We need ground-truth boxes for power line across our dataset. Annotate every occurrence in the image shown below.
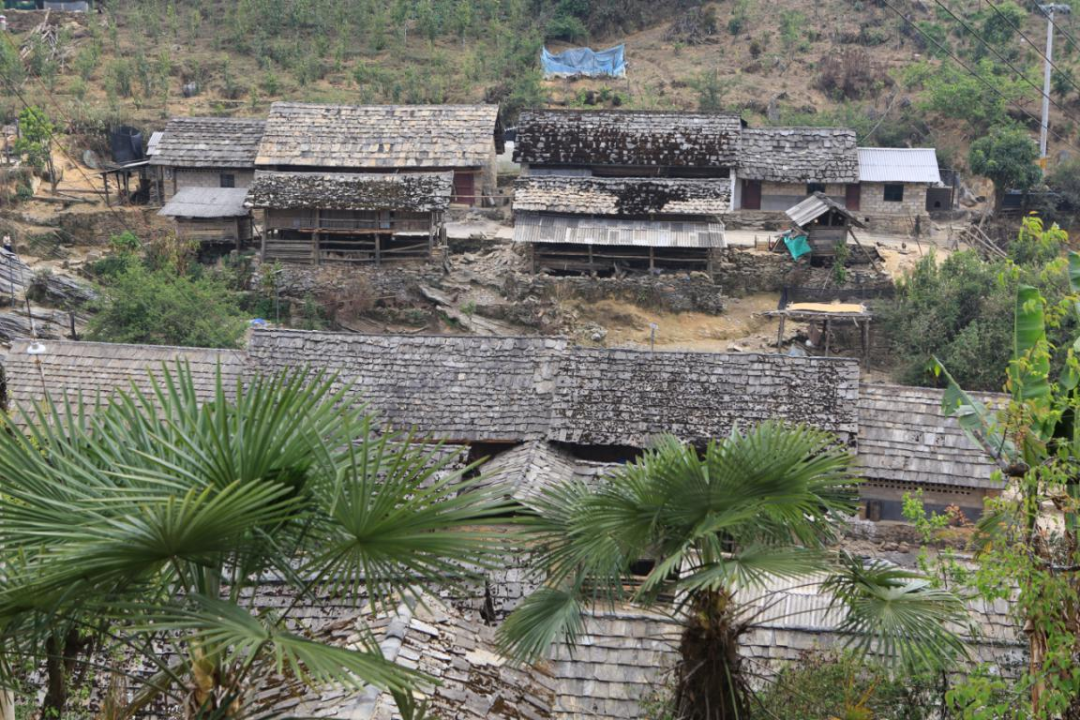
[880,0,1080,157]
[930,0,1077,122]
[981,0,1080,102]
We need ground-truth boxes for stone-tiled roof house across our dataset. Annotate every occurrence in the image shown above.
[248,103,500,265]
[735,127,859,212]
[148,117,266,201]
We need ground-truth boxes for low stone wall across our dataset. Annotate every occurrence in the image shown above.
[505,272,726,314]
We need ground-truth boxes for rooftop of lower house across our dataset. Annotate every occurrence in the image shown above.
[512,176,732,216]
[737,127,860,184]
[158,187,251,219]
[246,171,454,212]
[513,109,742,168]
[255,102,501,170]
[148,116,266,169]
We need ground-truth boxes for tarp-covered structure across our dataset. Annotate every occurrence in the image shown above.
[542,45,626,78]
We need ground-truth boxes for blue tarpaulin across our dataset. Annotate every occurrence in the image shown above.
[542,45,626,78]
[783,234,812,260]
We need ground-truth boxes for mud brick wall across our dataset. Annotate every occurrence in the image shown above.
[549,349,860,446]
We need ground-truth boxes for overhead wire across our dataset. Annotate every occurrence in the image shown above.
[1043,5,1080,57]
[980,0,1080,101]
[877,0,1080,157]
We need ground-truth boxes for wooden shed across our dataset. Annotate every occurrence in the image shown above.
[784,192,866,258]
[246,171,452,265]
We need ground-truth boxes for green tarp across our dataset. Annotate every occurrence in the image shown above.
[783,234,811,260]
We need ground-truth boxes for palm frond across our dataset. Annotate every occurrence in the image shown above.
[496,586,585,664]
[824,558,968,670]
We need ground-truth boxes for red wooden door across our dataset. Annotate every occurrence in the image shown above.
[742,179,762,210]
[845,183,861,211]
[453,171,476,206]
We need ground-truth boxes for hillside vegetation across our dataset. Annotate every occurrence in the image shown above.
[4,0,1080,173]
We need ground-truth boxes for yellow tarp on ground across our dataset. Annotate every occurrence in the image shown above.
[787,302,867,314]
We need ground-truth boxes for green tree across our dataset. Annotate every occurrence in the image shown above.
[498,424,966,720]
[969,125,1042,212]
[880,218,1075,390]
[0,365,514,719]
[87,263,248,348]
[935,247,1080,718]
[14,106,58,193]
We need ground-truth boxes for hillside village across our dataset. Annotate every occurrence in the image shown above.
[3,2,1080,720]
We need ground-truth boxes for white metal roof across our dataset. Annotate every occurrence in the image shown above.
[857,147,941,184]
[145,131,164,157]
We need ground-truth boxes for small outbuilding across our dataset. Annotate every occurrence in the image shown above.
[158,187,253,251]
[149,117,266,203]
[784,192,866,260]
[856,147,943,234]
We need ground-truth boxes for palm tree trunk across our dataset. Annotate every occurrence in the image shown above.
[41,629,87,719]
[674,589,751,720]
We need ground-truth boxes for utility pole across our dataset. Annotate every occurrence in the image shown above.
[1040,4,1071,160]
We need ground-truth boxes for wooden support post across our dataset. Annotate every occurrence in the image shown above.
[375,235,382,267]
[314,208,321,266]
[776,315,786,350]
[103,174,110,207]
[260,226,267,262]
[862,318,871,365]
[649,246,655,270]
[824,319,831,357]
[587,245,593,268]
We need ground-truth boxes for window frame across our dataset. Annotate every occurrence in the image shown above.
[806,182,826,195]
[220,173,236,189]
[883,184,905,202]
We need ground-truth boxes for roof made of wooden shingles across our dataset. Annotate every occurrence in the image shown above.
[255,103,500,169]
[513,109,742,167]
[148,117,266,169]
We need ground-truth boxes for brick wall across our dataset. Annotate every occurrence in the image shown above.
[858,181,927,216]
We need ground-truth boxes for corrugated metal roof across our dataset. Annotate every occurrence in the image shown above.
[146,131,163,157]
[158,187,251,218]
[858,147,942,183]
[785,193,865,229]
[513,212,725,248]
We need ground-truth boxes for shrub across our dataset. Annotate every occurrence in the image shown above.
[753,651,942,719]
[815,48,890,100]
[545,15,588,42]
[87,263,247,348]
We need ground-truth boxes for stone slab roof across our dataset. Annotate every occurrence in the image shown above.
[549,348,860,446]
[247,330,860,445]
[738,127,859,183]
[513,176,732,216]
[1,339,247,427]
[857,383,1004,490]
[148,117,265,169]
[514,110,741,167]
[246,171,453,212]
[513,212,726,248]
[158,187,251,218]
[247,332,564,441]
[293,597,556,720]
[256,103,500,169]
[477,441,620,503]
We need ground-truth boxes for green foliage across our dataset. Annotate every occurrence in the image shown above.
[833,241,849,285]
[692,69,731,112]
[969,125,1042,209]
[920,60,1017,131]
[752,651,942,720]
[880,219,1078,391]
[0,365,515,717]
[500,425,965,717]
[87,262,247,348]
[980,0,1026,48]
[13,106,55,172]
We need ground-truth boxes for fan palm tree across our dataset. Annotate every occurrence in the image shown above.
[0,364,516,719]
[497,423,967,720]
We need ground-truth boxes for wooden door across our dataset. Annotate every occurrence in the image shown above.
[453,171,476,206]
[845,183,861,211]
[742,179,762,210]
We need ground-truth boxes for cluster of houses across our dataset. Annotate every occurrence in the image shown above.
[144,104,947,273]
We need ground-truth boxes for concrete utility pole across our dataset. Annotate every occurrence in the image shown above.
[1040,3,1071,160]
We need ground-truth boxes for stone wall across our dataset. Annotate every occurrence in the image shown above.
[505,272,727,314]
[859,181,927,216]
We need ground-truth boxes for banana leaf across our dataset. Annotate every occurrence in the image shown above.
[1010,284,1051,407]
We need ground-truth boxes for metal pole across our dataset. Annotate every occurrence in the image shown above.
[1040,4,1071,159]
